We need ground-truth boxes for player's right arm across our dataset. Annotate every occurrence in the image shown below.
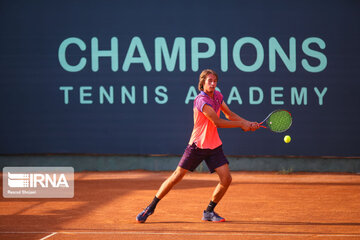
[202,104,254,131]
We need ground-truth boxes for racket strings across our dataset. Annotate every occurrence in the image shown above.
[266,111,292,132]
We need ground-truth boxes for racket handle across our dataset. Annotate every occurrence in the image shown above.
[259,125,267,128]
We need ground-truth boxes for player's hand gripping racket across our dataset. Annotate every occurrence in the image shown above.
[259,109,292,133]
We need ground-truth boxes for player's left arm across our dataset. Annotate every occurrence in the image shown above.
[220,101,246,121]
[220,101,260,131]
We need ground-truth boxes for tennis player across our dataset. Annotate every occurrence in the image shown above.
[136,69,260,223]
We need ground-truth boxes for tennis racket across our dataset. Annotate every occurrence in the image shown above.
[259,109,292,133]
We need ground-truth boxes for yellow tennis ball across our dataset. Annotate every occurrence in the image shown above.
[284,135,291,143]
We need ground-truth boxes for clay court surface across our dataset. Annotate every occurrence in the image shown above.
[1,171,360,240]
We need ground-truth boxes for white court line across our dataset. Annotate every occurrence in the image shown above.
[39,232,57,240]
[1,231,360,238]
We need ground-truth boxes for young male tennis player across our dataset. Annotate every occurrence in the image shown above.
[136,69,260,223]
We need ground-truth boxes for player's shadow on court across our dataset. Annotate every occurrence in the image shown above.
[0,173,239,240]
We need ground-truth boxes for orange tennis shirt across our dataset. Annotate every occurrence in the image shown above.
[188,91,223,149]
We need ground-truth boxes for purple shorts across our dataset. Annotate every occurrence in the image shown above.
[178,143,229,173]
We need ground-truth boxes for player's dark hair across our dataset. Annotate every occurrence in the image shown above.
[198,69,218,92]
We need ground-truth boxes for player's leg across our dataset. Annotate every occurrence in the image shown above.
[202,164,231,222]
[136,143,203,223]
[156,166,188,199]
[211,163,232,203]
[202,146,230,222]
[136,166,188,223]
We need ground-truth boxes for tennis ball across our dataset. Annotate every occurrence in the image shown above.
[284,135,291,143]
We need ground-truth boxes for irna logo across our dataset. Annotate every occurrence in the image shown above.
[3,167,74,198]
[8,172,69,188]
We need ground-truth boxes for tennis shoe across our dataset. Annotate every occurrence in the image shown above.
[136,207,154,223]
[202,210,225,222]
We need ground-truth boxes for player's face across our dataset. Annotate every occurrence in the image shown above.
[203,74,217,94]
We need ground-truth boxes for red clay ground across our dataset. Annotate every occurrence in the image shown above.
[1,171,360,240]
